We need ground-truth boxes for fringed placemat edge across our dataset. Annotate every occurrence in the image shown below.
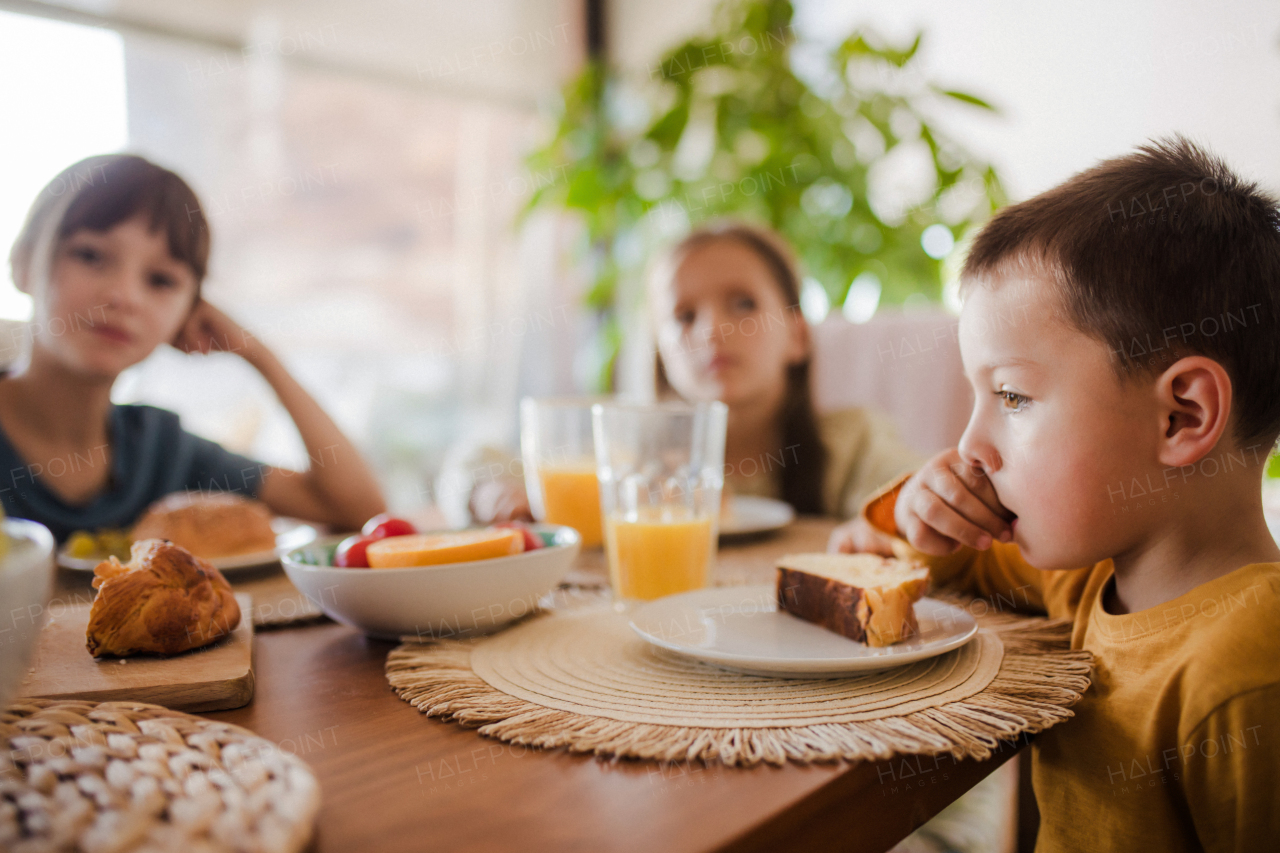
[386,615,1092,767]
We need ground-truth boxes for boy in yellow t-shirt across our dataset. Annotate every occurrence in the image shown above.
[831,137,1280,851]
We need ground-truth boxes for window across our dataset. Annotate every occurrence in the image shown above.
[0,10,126,320]
[3,7,587,513]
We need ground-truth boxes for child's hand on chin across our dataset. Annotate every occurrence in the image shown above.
[895,448,1015,556]
[827,516,897,556]
[173,300,253,358]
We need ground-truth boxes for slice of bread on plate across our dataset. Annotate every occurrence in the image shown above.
[776,553,930,647]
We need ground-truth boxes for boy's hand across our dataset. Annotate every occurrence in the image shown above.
[174,300,256,359]
[895,448,1015,555]
[827,517,896,556]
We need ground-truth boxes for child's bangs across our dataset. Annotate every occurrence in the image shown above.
[58,156,210,282]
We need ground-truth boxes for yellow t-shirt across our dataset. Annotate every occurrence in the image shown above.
[864,480,1280,852]
[728,407,920,518]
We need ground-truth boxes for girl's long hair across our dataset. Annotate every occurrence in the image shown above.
[654,222,827,514]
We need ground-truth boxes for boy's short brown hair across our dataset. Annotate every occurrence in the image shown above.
[9,154,210,288]
[962,136,1280,447]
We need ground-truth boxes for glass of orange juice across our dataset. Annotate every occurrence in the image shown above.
[520,397,606,548]
[592,401,728,603]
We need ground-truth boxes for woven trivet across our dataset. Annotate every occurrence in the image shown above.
[231,572,326,629]
[0,699,320,852]
[387,605,1092,767]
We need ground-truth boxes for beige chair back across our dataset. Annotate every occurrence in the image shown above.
[811,310,973,456]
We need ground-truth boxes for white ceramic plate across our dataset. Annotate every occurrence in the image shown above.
[629,584,978,677]
[718,495,795,538]
[56,517,317,573]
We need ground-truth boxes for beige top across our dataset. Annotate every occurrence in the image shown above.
[727,407,921,519]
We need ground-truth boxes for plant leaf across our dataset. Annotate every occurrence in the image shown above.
[937,89,997,111]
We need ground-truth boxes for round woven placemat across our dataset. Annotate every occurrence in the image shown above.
[1,699,320,853]
[472,609,1003,726]
[387,605,1092,766]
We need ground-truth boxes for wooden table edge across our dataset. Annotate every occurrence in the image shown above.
[715,739,1030,853]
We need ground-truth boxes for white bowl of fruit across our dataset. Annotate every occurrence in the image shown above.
[280,515,581,640]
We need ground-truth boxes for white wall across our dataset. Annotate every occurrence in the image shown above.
[612,0,1280,198]
[33,0,582,105]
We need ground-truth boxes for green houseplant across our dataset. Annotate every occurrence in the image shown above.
[524,0,1007,389]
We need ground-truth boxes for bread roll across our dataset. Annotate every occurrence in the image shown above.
[132,492,276,559]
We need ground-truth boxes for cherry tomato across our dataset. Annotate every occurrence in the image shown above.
[495,521,542,551]
[362,514,417,539]
[334,534,376,568]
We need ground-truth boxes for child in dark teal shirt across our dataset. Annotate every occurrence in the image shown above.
[1,154,385,540]
[0,403,265,542]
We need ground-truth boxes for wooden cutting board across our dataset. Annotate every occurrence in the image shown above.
[18,593,254,712]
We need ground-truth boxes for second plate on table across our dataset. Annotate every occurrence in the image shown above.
[718,495,795,538]
[629,584,977,677]
[57,518,318,573]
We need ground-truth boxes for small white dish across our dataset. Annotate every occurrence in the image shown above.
[280,524,581,640]
[719,495,795,538]
[629,584,977,677]
[56,517,317,573]
[0,518,56,707]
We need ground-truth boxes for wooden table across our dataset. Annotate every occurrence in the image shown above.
[204,518,1024,853]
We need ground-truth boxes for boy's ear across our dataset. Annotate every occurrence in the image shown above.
[1154,356,1232,467]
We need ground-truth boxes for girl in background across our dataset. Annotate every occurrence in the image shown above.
[0,154,385,541]
[462,220,918,528]
[650,221,917,518]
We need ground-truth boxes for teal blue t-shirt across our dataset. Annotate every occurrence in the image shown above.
[0,404,265,542]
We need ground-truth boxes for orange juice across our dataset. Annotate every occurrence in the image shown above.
[539,463,603,547]
[605,510,715,600]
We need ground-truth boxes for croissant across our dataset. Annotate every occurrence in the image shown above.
[86,539,242,657]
